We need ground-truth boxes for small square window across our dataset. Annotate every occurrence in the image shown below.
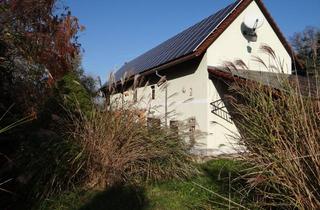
[147,117,161,128]
[170,120,179,136]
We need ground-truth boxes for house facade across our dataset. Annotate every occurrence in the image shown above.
[104,0,297,155]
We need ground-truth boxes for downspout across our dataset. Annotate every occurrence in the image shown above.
[155,71,168,127]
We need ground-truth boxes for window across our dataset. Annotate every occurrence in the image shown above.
[121,92,124,105]
[124,91,129,97]
[188,118,196,145]
[189,124,196,133]
[147,117,161,128]
[106,94,110,106]
[170,120,179,136]
[133,89,138,102]
[151,85,155,100]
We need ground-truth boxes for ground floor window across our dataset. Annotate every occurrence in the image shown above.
[170,120,179,136]
[188,117,196,145]
[147,117,161,128]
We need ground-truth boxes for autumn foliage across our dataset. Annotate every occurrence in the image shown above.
[0,2,85,207]
[0,0,83,115]
[2,0,82,77]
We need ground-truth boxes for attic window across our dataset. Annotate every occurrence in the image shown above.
[151,85,155,100]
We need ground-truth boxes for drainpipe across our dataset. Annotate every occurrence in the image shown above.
[155,71,168,127]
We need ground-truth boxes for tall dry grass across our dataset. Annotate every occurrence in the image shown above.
[228,46,320,209]
[13,71,197,206]
[70,104,197,189]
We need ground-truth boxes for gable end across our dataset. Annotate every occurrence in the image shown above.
[196,0,302,69]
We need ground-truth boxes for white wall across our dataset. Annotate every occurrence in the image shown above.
[111,56,210,152]
[207,1,292,73]
[205,0,292,153]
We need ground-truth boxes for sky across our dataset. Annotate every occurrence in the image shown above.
[64,0,320,84]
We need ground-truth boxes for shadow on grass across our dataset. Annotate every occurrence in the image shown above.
[78,185,148,210]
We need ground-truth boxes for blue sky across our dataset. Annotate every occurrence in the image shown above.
[65,0,320,84]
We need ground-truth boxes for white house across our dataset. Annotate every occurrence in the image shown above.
[103,0,300,155]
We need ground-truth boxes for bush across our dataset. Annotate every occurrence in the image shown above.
[15,73,195,207]
[229,47,320,209]
[13,73,93,203]
[55,73,93,115]
[39,72,92,128]
[17,130,86,201]
[70,105,197,189]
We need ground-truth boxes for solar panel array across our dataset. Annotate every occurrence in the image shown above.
[114,1,240,81]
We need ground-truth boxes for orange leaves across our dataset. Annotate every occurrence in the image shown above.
[3,0,82,80]
[0,0,84,114]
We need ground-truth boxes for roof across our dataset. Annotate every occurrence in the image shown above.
[208,66,319,99]
[113,0,240,81]
[105,0,299,88]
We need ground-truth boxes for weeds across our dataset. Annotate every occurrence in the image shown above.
[228,45,320,209]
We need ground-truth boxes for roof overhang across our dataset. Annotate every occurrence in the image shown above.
[101,52,200,93]
[208,66,318,99]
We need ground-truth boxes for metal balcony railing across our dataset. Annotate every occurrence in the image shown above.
[210,99,233,124]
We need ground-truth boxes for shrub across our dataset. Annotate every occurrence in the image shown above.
[17,130,86,201]
[55,73,92,115]
[16,72,196,206]
[39,72,92,128]
[13,73,93,203]
[229,46,320,209]
[70,105,197,188]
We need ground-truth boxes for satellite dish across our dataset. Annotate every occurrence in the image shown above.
[242,13,264,42]
[244,13,264,29]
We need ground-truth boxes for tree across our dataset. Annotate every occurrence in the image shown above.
[71,54,99,97]
[291,27,320,76]
[0,0,83,118]
[56,72,92,115]
[0,2,86,207]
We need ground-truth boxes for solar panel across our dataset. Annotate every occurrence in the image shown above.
[113,0,241,82]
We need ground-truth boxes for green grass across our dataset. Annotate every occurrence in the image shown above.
[145,177,213,210]
[37,159,248,210]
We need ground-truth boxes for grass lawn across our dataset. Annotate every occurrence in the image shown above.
[38,159,249,210]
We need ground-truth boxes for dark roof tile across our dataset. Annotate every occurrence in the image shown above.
[114,1,241,81]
